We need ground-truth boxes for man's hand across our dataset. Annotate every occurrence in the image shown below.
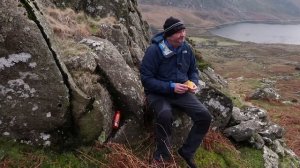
[174,83,188,94]
[188,83,198,93]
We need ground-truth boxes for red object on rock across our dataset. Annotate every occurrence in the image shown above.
[113,111,121,129]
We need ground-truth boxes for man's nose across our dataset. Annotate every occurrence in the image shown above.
[179,31,186,37]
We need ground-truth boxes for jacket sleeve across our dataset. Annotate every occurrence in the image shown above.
[140,45,172,94]
[187,48,200,85]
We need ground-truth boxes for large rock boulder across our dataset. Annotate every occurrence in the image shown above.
[0,0,69,145]
[197,86,233,130]
[80,37,144,119]
[64,53,114,143]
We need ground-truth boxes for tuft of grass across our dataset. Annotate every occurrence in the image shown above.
[239,147,264,168]
[198,130,248,168]
[57,39,90,58]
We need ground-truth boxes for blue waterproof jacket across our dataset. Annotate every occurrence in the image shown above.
[140,33,200,95]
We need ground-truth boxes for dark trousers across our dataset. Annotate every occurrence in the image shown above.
[147,92,212,160]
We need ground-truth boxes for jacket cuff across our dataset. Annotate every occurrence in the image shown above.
[169,82,175,92]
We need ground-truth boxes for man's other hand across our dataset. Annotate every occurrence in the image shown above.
[174,83,188,94]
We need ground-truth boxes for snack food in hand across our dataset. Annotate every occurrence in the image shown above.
[184,80,195,89]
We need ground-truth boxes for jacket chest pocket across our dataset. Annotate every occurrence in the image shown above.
[179,56,190,73]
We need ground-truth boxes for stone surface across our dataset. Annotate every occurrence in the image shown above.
[259,124,285,140]
[0,0,69,145]
[263,146,279,168]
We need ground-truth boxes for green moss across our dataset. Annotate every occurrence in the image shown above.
[216,148,247,168]
[221,89,245,108]
[240,147,264,168]
[194,147,227,168]
[197,60,211,71]
[186,145,247,168]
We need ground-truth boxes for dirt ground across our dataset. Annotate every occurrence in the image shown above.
[194,36,300,156]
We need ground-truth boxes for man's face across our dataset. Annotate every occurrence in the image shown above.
[168,29,186,48]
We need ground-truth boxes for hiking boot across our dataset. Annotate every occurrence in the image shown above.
[178,148,197,168]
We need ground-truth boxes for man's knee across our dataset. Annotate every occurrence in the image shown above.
[195,107,212,123]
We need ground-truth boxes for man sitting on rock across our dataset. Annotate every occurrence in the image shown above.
[140,16,212,168]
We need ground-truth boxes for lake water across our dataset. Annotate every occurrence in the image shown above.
[210,23,300,45]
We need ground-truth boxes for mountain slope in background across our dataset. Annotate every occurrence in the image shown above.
[138,0,300,33]
[139,0,300,16]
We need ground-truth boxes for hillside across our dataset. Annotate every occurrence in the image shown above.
[138,0,300,33]
[138,0,300,16]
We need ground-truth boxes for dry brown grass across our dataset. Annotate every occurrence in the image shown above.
[97,130,239,168]
[95,142,180,168]
[0,159,11,168]
[44,8,117,40]
[203,130,237,152]
[0,152,46,168]
[45,8,90,39]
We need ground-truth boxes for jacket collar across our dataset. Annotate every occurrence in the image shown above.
[151,32,184,58]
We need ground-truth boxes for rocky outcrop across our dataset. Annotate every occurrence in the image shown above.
[224,106,299,167]
[0,0,148,146]
[224,106,282,146]
[249,87,281,100]
[0,0,70,145]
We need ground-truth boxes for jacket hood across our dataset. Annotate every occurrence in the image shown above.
[151,32,164,44]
